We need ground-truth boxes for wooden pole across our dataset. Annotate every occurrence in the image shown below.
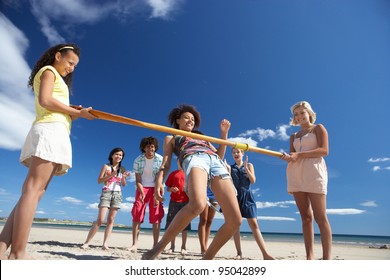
[74,106,283,158]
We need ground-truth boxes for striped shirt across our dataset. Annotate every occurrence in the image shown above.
[174,135,217,166]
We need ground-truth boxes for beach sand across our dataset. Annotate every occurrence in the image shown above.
[1,225,389,260]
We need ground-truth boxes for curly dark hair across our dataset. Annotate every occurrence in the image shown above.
[28,43,80,93]
[168,104,201,129]
[139,137,159,153]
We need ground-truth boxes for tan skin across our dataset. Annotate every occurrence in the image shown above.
[142,112,242,260]
[81,151,130,250]
[39,51,95,120]
[228,148,275,260]
[281,105,332,260]
[198,198,217,255]
[0,50,95,259]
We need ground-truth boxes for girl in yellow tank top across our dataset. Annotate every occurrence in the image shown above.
[0,44,95,259]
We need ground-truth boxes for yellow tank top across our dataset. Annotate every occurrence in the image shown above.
[33,65,72,133]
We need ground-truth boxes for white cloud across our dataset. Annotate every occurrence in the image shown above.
[58,196,84,204]
[371,165,390,172]
[26,0,183,45]
[0,0,184,151]
[360,201,378,207]
[30,2,65,45]
[326,208,366,215]
[368,157,390,163]
[147,0,183,19]
[125,196,136,203]
[251,188,260,195]
[29,0,121,44]
[228,125,290,152]
[86,202,99,210]
[277,124,291,141]
[256,201,295,209]
[236,124,291,143]
[240,128,275,141]
[372,166,381,171]
[0,13,35,151]
[120,202,134,213]
[127,173,136,183]
[368,157,390,172]
[258,216,296,221]
[227,137,258,148]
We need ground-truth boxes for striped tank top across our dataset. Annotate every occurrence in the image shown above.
[174,135,217,166]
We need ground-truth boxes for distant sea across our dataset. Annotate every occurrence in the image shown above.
[2,221,387,248]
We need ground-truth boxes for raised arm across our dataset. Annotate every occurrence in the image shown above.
[244,156,256,184]
[216,119,231,159]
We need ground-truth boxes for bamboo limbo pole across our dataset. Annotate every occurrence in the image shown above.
[73,106,283,158]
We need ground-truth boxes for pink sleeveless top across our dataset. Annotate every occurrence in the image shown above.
[286,132,328,195]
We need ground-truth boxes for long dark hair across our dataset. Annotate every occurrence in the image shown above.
[108,147,125,174]
[28,43,80,93]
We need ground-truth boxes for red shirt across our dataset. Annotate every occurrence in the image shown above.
[165,169,189,203]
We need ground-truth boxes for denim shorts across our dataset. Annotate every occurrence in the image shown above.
[181,153,231,192]
[98,190,122,209]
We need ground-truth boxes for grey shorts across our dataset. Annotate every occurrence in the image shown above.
[98,190,122,209]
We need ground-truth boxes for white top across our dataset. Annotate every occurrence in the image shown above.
[141,158,156,187]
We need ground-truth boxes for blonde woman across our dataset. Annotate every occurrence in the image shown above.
[281,101,332,260]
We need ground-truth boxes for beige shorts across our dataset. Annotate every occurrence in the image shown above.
[20,122,72,176]
[99,191,122,209]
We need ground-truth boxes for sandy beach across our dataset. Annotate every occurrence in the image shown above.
[1,225,389,260]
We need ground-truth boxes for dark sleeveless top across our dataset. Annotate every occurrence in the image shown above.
[230,163,257,218]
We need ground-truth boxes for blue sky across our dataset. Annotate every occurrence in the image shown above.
[0,0,389,237]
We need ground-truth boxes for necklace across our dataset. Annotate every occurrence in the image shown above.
[296,125,315,152]
[297,125,315,138]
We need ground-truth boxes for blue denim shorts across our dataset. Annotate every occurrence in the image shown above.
[182,153,231,192]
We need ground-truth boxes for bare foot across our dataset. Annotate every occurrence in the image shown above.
[141,249,160,260]
[80,244,89,249]
[129,245,137,252]
[264,254,275,260]
[8,252,35,259]
[102,245,109,250]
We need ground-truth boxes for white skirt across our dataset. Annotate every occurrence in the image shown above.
[20,122,72,176]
